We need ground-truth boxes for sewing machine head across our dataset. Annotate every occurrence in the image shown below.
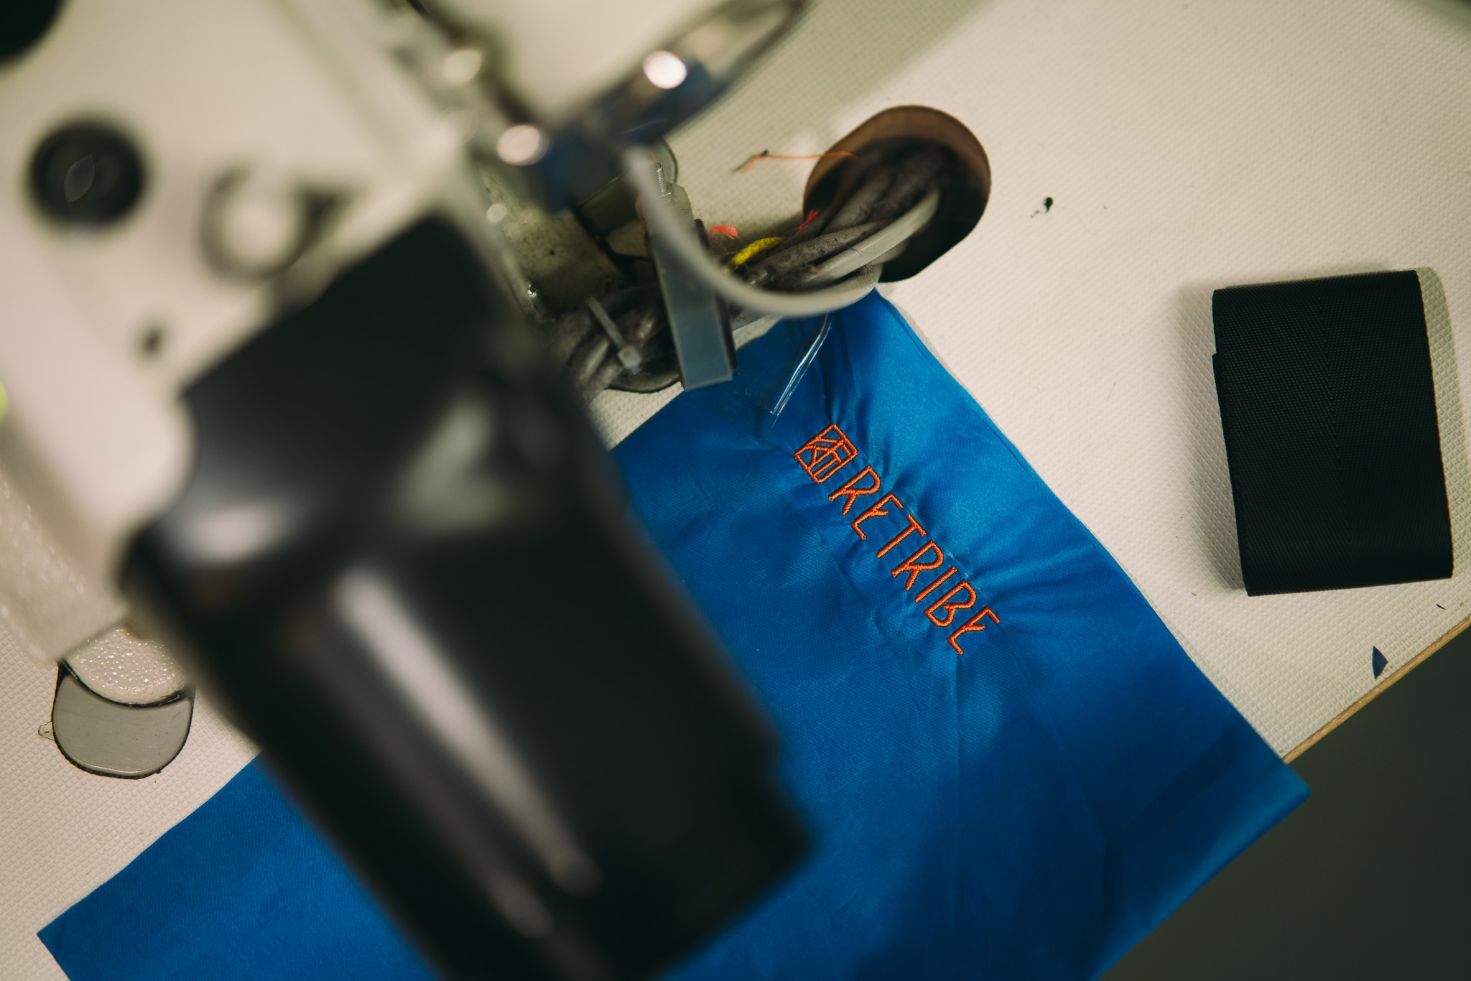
[0,2,986,976]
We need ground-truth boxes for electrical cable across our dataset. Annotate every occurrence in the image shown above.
[800,187,939,286]
[858,148,948,224]
[726,236,785,270]
[564,145,942,400]
[622,147,891,319]
[824,165,896,230]
[746,219,887,283]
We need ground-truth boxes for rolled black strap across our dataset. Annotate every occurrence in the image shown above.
[1212,270,1453,595]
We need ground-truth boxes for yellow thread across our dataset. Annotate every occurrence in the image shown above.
[726,236,784,270]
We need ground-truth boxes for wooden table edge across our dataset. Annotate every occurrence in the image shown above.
[1285,611,1471,763]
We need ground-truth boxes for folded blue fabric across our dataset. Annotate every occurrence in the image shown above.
[42,293,1304,980]
[39,761,429,981]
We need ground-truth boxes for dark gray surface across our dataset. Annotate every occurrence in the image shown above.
[1108,628,1471,981]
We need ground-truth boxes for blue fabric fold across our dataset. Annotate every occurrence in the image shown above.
[41,293,1304,980]
[39,761,428,981]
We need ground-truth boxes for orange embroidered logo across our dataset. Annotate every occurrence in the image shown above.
[794,424,858,483]
[796,423,1001,654]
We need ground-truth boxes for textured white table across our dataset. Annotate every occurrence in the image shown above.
[4,0,1470,976]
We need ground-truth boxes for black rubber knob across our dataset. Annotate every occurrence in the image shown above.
[31,121,145,228]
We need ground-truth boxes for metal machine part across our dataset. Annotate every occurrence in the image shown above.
[421,0,800,132]
[645,169,736,389]
[420,0,806,209]
[48,666,194,779]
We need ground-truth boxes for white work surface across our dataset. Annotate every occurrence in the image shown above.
[3,0,1470,976]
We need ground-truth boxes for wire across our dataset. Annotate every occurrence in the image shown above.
[748,220,885,282]
[737,150,858,174]
[801,187,939,285]
[726,236,785,269]
[765,311,832,427]
[622,147,892,319]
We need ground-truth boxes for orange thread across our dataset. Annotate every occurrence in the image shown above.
[852,493,901,541]
[795,424,857,483]
[892,542,945,591]
[739,150,858,175]
[912,566,957,604]
[793,420,1004,652]
[948,608,1000,655]
[796,208,820,231]
[876,513,926,558]
[925,582,976,628]
[828,467,881,516]
[708,224,739,240]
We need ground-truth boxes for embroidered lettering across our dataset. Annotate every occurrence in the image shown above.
[795,424,858,483]
[828,467,881,516]
[795,423,1002,653]
[876,513,926,558]
[892,542,945,592]
[948,608,1000,655]
[912,566,958,604]
[852,493,902,541]
[924,582,976,628]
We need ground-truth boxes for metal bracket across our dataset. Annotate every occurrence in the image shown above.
[644,165,734,389]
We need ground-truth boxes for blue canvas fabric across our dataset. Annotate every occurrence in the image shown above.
[623,294,1304,979]
[41,292,1304,980]
[39,760,429,981]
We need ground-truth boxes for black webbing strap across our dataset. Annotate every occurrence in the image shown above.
[1212,270,1453,595]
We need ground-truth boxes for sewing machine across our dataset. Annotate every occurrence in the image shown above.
[0,1,984,976]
